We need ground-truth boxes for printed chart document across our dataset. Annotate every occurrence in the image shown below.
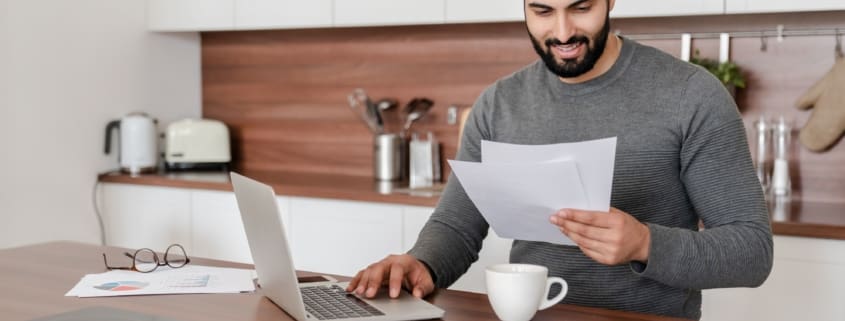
[65,265,256,297]
[449,137,616,246]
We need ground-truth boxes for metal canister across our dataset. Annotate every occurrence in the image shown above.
[373,133,401,181]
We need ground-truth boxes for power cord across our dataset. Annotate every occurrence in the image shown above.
[92,179,107,246]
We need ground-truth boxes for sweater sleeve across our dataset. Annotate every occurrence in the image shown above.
[406,86,496,288]
[632,69,774,289]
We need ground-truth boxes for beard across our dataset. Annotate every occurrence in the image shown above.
[529,15,611,78]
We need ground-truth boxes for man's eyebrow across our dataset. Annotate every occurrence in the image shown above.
[527,2,553,10]
[566,0,590,9]
[527,0,590,10]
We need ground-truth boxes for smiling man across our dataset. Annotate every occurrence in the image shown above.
[347,0,773,319]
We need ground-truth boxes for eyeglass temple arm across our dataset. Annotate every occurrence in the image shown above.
[102,253,133,270]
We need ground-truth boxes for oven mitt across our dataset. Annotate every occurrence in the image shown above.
[795,58,845,152]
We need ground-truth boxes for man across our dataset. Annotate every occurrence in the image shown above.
[347,0,773,319]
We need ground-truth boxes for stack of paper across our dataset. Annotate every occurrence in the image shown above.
[448,137,617,246]
[65,265,256,297]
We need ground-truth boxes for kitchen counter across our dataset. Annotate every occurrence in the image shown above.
[97,170,441,207]
[98,171,845,240]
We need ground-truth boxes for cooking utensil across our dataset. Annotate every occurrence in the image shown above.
[402,98,434,134]
[376,98,398,111]
[347,88,383,133]
[357,88,384,133]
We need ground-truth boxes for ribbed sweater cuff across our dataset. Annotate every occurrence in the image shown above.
[630,223,678,283]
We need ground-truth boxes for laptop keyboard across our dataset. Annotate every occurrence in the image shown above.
[301,285,385,320]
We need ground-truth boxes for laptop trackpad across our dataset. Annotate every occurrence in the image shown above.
[335,281,445,319]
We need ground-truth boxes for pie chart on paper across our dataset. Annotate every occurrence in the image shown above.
[93,280,149,291]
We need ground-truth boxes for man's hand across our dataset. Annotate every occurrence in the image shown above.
[346,254,435,299]
[549,207,651,265]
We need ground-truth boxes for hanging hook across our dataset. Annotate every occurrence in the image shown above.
[836,28,843,59]
[760,32,768,52]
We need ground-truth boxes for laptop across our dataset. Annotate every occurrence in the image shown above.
[230,172,445,321]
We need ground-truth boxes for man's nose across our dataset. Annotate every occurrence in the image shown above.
[552,14,575,42]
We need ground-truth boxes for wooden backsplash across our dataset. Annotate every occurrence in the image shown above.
[202,11,845,203]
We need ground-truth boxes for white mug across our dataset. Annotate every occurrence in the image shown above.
[485,264,567,321]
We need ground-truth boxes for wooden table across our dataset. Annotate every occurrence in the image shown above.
[0,241,689,321]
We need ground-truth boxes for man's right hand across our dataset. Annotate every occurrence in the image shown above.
[346,254,435,299]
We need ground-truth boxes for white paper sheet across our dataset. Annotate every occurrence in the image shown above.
[65,265,255,298]
[481,137,617,212]
[448,159,589,245]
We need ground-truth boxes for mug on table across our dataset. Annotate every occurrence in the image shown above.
[485,263,567,321]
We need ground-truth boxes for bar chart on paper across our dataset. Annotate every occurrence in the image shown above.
[166,274,210,288]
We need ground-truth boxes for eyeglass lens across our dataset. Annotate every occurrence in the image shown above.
[165,244,189,268]
[133,249,159,273]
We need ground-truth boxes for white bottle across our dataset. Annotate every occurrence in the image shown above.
[768,117,792,221]
[769,158,791,221]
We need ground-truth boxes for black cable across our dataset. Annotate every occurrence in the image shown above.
[92,179,106,246]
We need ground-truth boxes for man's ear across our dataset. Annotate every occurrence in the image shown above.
[608,0,615,12]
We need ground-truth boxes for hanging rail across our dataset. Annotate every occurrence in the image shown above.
[616,26,843,41]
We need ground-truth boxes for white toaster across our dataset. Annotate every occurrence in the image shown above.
[165,119,231,171]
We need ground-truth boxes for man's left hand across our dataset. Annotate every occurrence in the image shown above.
[549,207,650,266]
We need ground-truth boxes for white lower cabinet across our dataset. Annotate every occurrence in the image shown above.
[288,197,404,277]
[402,206,511,294]
[100,183,193,253]
[190,190,292,264]
[701,235,845,321]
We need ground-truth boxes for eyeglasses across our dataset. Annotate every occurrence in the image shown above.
[102,244,191,273]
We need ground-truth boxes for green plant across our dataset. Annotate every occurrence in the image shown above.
[689,50,746,89]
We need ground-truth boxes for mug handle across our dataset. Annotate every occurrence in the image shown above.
[539,277,568,310]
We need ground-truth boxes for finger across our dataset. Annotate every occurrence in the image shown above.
[410,265,434,298]
[571,233,612,264]
[558,209,613,228]
[411,278,434,298]
[549,215,564,227]
[365,264,387,298]
[567,230,606,254]
[347,270,364,292]
[356,268,371,295]
[388,264,405,298]
[561,219,611,242]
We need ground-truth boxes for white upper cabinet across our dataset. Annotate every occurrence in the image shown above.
[446,0,524,23]
[235,0,332,30]
[726,0,845,14]
[148,0,235,31]
[334,0,446,27]
[610,0,724,18]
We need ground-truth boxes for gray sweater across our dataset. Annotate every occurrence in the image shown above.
[407,38,773,320]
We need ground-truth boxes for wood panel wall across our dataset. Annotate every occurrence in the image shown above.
[202,11,845,203]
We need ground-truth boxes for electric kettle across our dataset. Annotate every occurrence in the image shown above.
[104,112,158,174]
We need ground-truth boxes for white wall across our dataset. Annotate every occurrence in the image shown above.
[0,0,202,248]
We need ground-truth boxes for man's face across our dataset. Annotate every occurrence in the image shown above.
[525,0,612,78]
